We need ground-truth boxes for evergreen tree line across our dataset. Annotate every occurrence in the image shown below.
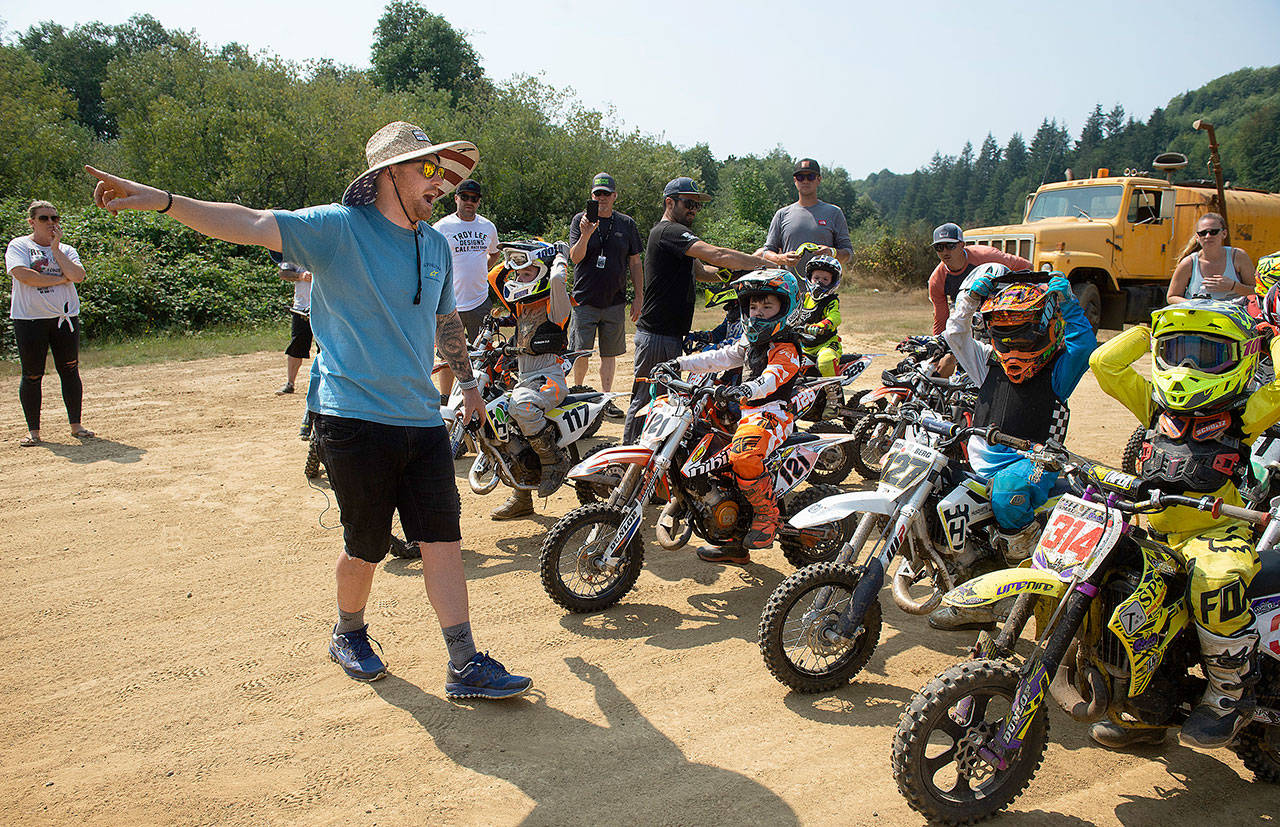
[2,2,1278,310]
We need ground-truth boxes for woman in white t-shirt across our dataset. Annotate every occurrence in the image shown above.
[5,200,93,446]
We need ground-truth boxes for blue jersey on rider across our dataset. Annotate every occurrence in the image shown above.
[944,265,1096,558]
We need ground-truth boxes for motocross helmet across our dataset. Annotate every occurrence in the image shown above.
[803,255,842,298]
[1262,282,1280,328]
[497,240,556,304]
[733,268,801,344]
[978,278,1066,383]
[1256,250,1280,297]
[1150,298,1261,414]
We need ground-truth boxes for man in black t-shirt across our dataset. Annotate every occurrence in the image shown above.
[622,177,771,443]
[568,172,643,416]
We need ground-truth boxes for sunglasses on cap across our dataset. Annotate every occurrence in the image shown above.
[1196,227,1223,238]
[457,192,480,203]
[34,214,61,222]
[933,242,960,252]
[1155,332,1239,374]
[794,172,818,182]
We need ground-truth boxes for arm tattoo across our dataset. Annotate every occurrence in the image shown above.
[436,311,476,387]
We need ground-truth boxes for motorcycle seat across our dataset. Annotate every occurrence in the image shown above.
[562,392,604,406]
[1247,550,1280,600]
[782,431,822,447]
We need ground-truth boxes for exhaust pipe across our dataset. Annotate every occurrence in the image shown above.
[655,494,693,550]
[1049,640,1109,722]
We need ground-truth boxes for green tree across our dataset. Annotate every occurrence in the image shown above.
[0,45,93,201]
[370,0,485,103]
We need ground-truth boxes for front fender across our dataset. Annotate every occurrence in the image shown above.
[789,490,898,528]
[568,445,654,478]
[944,567,1068,608]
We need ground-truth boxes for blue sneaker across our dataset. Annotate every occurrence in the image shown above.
[328,624,387,682]
[445,652,532,700]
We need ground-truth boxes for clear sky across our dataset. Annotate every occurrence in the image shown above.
[3,0,1278,178]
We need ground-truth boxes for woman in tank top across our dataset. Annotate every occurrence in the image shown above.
[1167,211,1256,303]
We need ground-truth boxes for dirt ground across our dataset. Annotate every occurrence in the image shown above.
[3,296,1279,826]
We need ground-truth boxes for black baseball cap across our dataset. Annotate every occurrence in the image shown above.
[456,178,482,195]
[794,158,821,176]
[932,223,964,245]
[591,173,616,194]
[662,177,711,202]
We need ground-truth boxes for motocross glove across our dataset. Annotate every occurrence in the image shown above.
[651,360,681,381]
[554,241,571,260]
[714,383,751,403]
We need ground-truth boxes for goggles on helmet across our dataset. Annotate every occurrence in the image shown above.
[1155,333,1240,375]
[502,248,541,269]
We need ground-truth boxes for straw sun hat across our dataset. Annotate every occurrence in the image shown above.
[341,121,479,207]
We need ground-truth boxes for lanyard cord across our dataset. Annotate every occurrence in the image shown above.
[388,169,423,305]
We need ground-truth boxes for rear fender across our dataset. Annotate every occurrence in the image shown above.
[568,445,654,478]
[944,567,1068,608]
[789,490,898,528]
[867,386,909,404]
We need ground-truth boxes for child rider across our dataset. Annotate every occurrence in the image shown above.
[928,264,1097,630]
[488,240,573,521]
[1089,298,1280,750]
[793,255,844,377]
[652,269,804,565]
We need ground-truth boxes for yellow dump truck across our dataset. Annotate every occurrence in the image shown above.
[963,167,1280,329]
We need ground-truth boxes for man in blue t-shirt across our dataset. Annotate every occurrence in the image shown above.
[85,122,532,700]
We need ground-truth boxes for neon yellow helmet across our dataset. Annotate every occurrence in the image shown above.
[1150,299,1261,414]
[1255,250,1280,297]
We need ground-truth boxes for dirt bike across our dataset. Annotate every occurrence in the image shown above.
[846,337,976,480]
[464,343,622,503]
[757,409,1059,692]
[891,433,1280,824]
[538,372,859,612]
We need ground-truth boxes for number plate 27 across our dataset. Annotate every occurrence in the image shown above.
[877,440,941,495]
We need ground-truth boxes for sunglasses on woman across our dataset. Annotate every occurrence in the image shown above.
[1196,227,1223,238]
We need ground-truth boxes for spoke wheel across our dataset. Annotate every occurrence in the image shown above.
[758,562,882,692]
[805,422,856,485]
[539,503,645,612]
[849,414,901,480]
[779,484,855,568]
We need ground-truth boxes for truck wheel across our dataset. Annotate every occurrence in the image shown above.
[1073,282,1101,330]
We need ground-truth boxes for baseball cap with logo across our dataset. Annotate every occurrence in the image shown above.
[932,223,965,246]
[794,158,821,176]
[662,177,711,202]
[591,173,616,194]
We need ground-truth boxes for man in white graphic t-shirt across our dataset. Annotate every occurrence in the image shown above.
[433,178,500,400]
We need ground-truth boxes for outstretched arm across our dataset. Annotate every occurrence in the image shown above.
[86,165,282,252]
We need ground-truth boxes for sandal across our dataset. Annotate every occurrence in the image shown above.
[71,428,95,439]
[19,435,41,447]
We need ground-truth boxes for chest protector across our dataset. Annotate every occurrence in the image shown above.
[792,294,839,348]
[973,352,1068,442]
[1137,409,1245,495]
[745,339,802,406]
[489,264,568,354]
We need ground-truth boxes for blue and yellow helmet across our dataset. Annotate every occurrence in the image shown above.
[733,268,801,343]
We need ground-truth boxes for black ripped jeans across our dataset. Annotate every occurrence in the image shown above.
[13,316,82,430]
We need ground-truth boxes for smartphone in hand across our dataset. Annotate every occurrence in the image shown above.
[586,199,599,223]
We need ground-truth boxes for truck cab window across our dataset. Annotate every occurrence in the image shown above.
[1128,190,1162,224]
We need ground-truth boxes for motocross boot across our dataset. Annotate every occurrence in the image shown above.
[1088,720,1170,749]
[696,543,752,565]
[490,488,534,521]
[737,472,779,550]
[1179,626,1260,749]
[997,523,1042,565]
[927,598,1010,632]
[529,425,570,498]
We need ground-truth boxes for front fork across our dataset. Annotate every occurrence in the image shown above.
[977,585,1097,769]
[833,479,936,640]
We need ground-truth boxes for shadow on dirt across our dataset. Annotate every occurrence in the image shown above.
[38,435,145,464]
[372,656,799,825]
[557,566,784,650]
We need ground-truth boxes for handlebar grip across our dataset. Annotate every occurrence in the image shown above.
[1217,501,1271,526]
[985,428,1032,451]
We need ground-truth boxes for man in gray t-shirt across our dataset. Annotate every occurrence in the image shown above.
[758,158,853,275]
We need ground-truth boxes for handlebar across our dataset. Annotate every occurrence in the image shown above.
[993,268,1053,285]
